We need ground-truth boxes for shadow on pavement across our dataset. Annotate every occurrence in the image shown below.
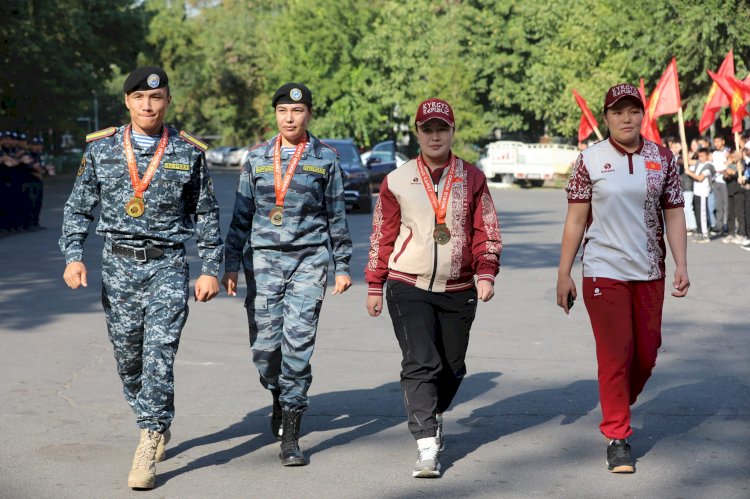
[447,379,599,474]
[632,376,750,459]
[157,372,501,485]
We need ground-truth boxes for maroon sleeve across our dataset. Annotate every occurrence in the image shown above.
[660,149,685,209]
[470,171,502,283]
[365,175,401,295]
[566,153,592,203]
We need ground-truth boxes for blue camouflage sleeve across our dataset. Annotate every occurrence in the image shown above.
[59,148,99,264]
[224,159,255,273]
[325,154,352,276]
[193,152,224,276]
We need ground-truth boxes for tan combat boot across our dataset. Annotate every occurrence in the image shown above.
[127,429,162,489]
[156,428,170,462]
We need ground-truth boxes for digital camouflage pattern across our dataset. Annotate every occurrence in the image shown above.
[59,124,223,432]
[244,245,328,411]
[224,132,351,276]
[225,132,351,412]
[60,124,223,276]
[102,244,189,433]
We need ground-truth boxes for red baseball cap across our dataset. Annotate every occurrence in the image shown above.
[603,83,644,112]
[415,98,455,127]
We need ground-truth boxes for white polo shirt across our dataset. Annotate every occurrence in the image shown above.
[566,137,684,281]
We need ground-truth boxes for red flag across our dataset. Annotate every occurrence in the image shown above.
[707,70,750,132]
[649,58,682,118]
[639,78,661,143]
[572,89,599,142]
[699,50,735,134]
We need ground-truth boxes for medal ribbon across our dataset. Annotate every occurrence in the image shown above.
[273,135,308,207]
[416,154,456,225]
[123,124,169,199]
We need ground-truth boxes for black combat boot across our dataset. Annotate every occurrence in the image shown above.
[271,390,282,440]
[279,410,307,466]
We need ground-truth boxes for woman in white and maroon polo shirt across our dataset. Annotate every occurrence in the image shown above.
[557,83,689,474]
[365,98,502,478]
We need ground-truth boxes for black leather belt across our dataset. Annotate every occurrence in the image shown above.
[111,243,165,262]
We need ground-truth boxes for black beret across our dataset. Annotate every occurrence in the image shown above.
[123,66,169,94]
[272,82,312,108]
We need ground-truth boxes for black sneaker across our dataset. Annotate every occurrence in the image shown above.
[606,439,635,473]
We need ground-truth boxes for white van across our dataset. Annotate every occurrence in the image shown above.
[478,141,578,187]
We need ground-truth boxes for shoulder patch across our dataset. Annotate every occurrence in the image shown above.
[179,130,208,152]
[86,127,117,143]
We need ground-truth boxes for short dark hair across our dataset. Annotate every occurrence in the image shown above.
[697,147,710,155]
[664,136,677,146]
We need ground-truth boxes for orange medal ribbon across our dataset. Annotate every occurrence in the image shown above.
[272,134,307,209]
[416,154,457,226]
[123,125,169,217]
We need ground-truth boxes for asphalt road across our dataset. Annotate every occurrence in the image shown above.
[0,171,748,498]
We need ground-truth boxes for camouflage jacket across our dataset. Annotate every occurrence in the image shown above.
[224,132,352,276]
[59,124,224,276]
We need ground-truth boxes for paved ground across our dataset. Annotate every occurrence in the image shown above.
[0,171,748,498]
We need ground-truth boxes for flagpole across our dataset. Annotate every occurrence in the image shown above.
[593,127,604,141]
[677,107,690,168]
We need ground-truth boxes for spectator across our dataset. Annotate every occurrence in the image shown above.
[686,148,714,243]
[711,135,730,234]
[722,151,745,244]
[667,137,697,234]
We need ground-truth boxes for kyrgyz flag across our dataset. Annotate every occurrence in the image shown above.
[639,78,661,143]
[572,89,599,142]
[707,70,750,133]
[649,58,682,118]
[699,50,734,134]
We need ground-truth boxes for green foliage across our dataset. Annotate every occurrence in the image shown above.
[4,0,750,152]
[0,0,148,134]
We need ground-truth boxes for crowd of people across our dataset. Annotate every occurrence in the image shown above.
[0,130,53,233]
[669,131,750,250]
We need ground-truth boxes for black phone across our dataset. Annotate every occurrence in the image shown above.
[567,292,575,310]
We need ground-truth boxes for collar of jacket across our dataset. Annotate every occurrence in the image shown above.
[262,132,322,159]
[116,124,178,156]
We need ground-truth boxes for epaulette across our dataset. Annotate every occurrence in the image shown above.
[179,130,208,152]
[319,140,340,156]
[247,140,269,152]
[86,127,117,143]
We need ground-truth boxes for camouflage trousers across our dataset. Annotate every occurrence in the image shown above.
[101,243,189,433]
[244,245,328,412]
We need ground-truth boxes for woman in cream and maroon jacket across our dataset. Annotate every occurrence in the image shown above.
[365,98,502,478]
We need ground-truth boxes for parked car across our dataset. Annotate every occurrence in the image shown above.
[322,138,373,213]
[205,146,237,167]
[225,147,246,167]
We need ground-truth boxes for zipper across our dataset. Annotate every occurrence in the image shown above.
[428,183,439,292]
[628,153,633,174]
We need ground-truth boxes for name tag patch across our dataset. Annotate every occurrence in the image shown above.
[164,162,190,171]
[645,161,661,171]
[255,165,274,174]
[303,165,326,175]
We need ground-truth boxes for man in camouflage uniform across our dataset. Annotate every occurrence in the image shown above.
[59,66,223,490]
[222,82,352,466]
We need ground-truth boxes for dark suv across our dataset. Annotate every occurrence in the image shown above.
[321,138,373,213]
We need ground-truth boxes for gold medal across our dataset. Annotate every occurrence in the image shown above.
[125,197,145,217]
[433,223,451,245]
[270,205,284,226]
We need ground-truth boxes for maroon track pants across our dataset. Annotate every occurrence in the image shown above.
[582,276,665,440]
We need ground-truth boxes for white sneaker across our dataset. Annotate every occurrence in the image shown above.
[734,236,749,245]
[721,235,735,243]
[413,437,441,478]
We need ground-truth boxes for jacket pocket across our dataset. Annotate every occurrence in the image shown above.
[393,229,413,263]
